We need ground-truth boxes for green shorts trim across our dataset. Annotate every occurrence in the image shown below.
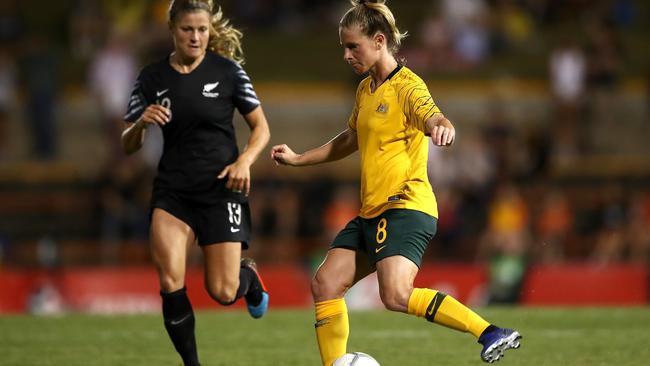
[330,209,437,267]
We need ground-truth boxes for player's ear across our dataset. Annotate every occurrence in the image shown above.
[374,32,385,50]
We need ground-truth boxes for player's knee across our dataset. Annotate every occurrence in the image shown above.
[205,280,239,305]
[311,272,347,302]
[159,275,185,294]
[379,287,411,312]
[379,295,402,312]
[310,274,328,300]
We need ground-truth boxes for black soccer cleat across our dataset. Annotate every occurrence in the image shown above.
[241,258,269,319]
[478,327,522,363]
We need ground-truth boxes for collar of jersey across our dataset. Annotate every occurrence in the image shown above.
[368,64,403,94]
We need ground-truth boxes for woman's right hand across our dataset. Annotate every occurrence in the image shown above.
[137,104,171,128]
[271,144,300,166]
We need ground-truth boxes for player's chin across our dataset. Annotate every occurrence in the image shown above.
[349,63,367,75]
[186,46,204,57]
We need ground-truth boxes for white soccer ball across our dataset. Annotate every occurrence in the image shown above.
[332,352,380,366]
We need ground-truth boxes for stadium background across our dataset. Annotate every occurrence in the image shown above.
[0,0,649,314]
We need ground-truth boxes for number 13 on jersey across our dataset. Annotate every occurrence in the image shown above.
[227,202,241,225]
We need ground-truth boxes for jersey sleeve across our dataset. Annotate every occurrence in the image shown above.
[397,77,441,133]
[347,81,365,131]
[232,64,261,115]
[123,70,151,123]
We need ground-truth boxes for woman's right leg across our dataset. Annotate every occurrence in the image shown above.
[150,208,199,366]
[311,248,374,366]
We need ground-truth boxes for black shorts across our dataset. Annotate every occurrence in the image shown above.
[151,189,252,248]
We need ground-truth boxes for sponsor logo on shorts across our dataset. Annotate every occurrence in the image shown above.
[230,226,240,233]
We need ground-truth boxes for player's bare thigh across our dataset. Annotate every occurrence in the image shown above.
[375,255,419,312]
[312,248,375,302]
[150,208,195,292]
[201,242,241,304]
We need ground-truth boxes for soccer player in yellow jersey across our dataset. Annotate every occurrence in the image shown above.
[272,1,521,364]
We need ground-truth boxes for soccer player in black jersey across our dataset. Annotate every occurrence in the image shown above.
[121,1,270,365]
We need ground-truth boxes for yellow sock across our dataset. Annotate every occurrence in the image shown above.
[407,288,490,338]
[315,298,349,366]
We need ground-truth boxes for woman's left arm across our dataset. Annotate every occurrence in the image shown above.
[217,106,271,195]
[425,113,455,147]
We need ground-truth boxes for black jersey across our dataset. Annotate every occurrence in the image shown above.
[124,52,260,203]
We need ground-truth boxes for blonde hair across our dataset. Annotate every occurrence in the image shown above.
[340,0,407,55]
[168,0,244,64]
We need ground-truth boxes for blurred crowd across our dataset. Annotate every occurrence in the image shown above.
[0,0,649,288]
[406,0,632,71]
[0,0,642,160]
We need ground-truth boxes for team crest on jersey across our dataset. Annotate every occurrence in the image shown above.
[202,82,220,98]
[376,103,388,113]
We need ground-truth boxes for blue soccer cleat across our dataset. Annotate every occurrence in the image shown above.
[247,291,269,319]
[241,258,269,319]
[478,327,522,363]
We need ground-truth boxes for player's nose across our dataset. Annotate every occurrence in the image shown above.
[343,49,352,61]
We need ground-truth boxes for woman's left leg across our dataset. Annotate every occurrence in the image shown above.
[376,256,521,363]
[202,242,268,317]
[376,255,490,334]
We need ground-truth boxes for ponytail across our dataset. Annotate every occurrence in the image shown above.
[341,0,407,55]
[207,6,244,64]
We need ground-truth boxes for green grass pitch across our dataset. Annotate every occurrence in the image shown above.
[1,307,649,365]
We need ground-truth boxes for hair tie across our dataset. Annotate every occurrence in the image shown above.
[359,0,385,6]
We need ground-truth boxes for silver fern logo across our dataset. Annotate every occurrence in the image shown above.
[202,82,220,98]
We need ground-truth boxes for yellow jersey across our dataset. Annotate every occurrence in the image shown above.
[348,65,440,219]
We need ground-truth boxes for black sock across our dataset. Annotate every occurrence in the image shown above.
[161,287,200,366]
[237,266,263,306]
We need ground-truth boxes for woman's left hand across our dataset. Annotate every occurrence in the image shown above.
[217,159,251,196]
[427,114,455,147]
[431,124,455,146]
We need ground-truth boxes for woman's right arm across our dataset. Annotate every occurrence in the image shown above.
[121,120,147,155]
[121,104,170,155]
[271,127,358,167]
